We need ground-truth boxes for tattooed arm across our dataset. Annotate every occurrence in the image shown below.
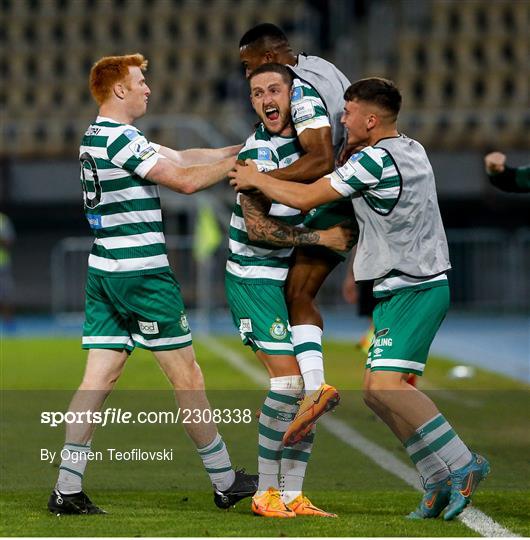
[240,192,355,252]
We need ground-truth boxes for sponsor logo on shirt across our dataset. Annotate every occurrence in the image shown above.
[239,318,253,334]
[348,152,363,163]
[128,138,156,161]
[123,128,139,140]
[291,86,303,102]
[257,147,273,161]
[86,214,102,229]
[138,320,159,334]
[292,100,315,123]
[335,159,358,181]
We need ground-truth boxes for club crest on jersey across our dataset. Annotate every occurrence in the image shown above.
[179,313,189,332]
[257,148,272,161]
[138,320,159,335]
[291,86,303,102]
[270,318,287,340]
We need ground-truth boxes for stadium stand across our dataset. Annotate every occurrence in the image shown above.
[2,0,527,157]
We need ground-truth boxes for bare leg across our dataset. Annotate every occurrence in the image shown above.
[65,348,128,444]
[362,369,417,442]
[154,345,217,448]
[365,370,440,432]
[285,248,340,328]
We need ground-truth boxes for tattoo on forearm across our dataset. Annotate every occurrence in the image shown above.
[241,194,320,247]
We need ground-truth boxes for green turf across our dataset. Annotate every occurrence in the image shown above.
[0,336,529,537]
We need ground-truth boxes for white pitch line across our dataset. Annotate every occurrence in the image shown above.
[202,336,519,538]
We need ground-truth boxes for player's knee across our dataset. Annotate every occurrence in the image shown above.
[79,372,119,392]
[171,360,205,390]
[363,389,377,410]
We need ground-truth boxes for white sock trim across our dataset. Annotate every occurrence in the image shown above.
[270,375,304,392]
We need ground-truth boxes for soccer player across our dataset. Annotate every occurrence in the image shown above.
[229,77,490,521]
[238,23,356,444]
[47,54,257,515]
[484,151,530,192]
[227,63,353,517]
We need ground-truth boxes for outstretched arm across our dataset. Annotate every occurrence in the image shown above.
[146,155,236,194]
[240,192,354,252]
[159,144,242,167]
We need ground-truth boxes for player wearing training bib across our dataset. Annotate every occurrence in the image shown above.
[227,63,353,519]
[229,77,490,523]
[48,54,257,517]
[239,23,358,450]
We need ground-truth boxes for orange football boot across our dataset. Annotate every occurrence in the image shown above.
[283,384,340,446]
[287,494,337,517]
[251,488,296,518]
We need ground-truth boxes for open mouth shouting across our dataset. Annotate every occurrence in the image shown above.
[264,106,280,122]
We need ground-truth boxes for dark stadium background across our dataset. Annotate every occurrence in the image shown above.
[1,0,529,320]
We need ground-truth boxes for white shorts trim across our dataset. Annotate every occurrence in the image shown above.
[82,336,134,347]
[254,339,294,352]
[368,358,426,373]
[131,333,192,348]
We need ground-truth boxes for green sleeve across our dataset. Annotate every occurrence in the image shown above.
[488,165,530,193]
[515,165,530,191]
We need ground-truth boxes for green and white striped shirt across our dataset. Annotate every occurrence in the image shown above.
[291,77,331,137]
[80,116,168,276]
[226,124,303,285]
[328,146,401,214]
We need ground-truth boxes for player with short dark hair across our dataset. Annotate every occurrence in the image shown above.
[238,24,357,445]
[229,76,490,522]
[47,53,257,515]
[226,63,352,517]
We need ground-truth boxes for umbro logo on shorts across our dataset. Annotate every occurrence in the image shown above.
[138,320,159,335]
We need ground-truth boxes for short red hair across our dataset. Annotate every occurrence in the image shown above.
[89,53,148,106]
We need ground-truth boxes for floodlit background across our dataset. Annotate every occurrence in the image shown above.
[1,0,529,379]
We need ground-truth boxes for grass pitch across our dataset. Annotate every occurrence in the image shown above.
[1,336,529,537]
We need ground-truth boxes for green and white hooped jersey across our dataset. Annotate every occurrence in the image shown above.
[290,77,331,138]
[79,116,169,277]
[226,124,303,285]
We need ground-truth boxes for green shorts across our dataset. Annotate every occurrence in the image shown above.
[303,198,357,261]
[366,284,450,375]
[225,273,293,356]
[83,270,192,352]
